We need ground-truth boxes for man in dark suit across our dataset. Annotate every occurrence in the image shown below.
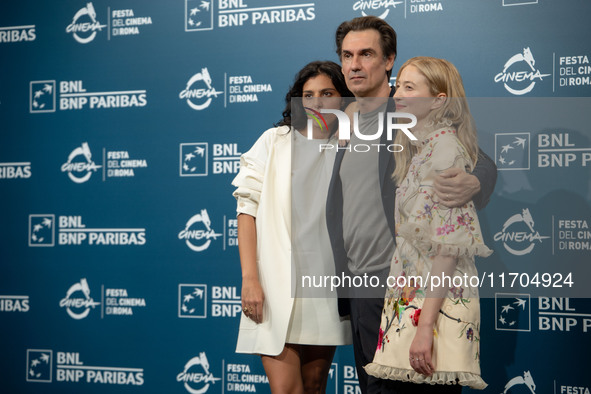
[326,16,497,394]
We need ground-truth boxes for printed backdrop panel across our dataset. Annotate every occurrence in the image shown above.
[1,0,590,393]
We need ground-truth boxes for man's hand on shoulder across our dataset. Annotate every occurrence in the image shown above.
[434,168,480,208]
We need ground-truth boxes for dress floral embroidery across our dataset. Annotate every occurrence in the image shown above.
[365,128,492,389]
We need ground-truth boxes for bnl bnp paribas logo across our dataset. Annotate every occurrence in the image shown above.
[29,214,55,247]
[494,208,550,256]
[27,350,53,382]
[66,2,106,44]
[30,81,56,113]
[180,68,223,111]
[179,210,222,252]
[179,284,242,318]
[185,0,314,30]
[495,293,531,332]
[0,24,36,43]
[495,132,530,170]
[495,47,550,95]
[179,285,207,318]
[29,214,146,247]
[185,0,213,31]
[177,353,221,394]
[180,142,241,176]
[180,143,207,176]
[27,350,144,386]
[59,278,100,320]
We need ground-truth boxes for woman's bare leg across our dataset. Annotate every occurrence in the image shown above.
[300,345,336,394]
[261,344,304,394]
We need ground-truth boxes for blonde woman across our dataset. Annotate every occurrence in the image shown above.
[365,57,492,392]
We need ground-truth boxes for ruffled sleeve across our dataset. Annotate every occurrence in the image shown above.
[398,132,492,260]
[231,127,280,217]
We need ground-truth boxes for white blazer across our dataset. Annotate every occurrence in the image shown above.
[232,126,293,355]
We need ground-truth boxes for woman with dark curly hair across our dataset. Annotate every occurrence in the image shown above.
[232,61,353,393]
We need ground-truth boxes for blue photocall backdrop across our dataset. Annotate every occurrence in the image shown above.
[1,0,590,393]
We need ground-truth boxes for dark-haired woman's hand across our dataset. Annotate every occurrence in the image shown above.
[241,278,265,324]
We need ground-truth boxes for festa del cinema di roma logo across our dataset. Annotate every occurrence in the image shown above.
[61,142,102,183]
[502,370,536,394]
[494,208,550,256]
[66,2,106,44]
[59,278,100,320]
[353,0,403,19]
[178,210,222,252]
[494,47,550,95]
[180,68,223,110]
[177,353,220,394]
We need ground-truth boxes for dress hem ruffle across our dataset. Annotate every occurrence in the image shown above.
[364,363,487,390]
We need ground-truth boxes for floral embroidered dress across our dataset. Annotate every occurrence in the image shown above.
[365,128,492,389]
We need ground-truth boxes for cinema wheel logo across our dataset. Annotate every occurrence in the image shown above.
[503,370,536,393]
[178,210,221,252]
[494,208,550,256]
[177,353,220,394]
[352,0,402,19]
[61,142,102,183]
[180,68,223,110]
[494,47,550,95]
[59,278,100,319]
[66,2,106,44]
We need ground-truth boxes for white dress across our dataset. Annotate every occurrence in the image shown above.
[232,126,351,355]
[365,128,492,388]
[287,128,351,345]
